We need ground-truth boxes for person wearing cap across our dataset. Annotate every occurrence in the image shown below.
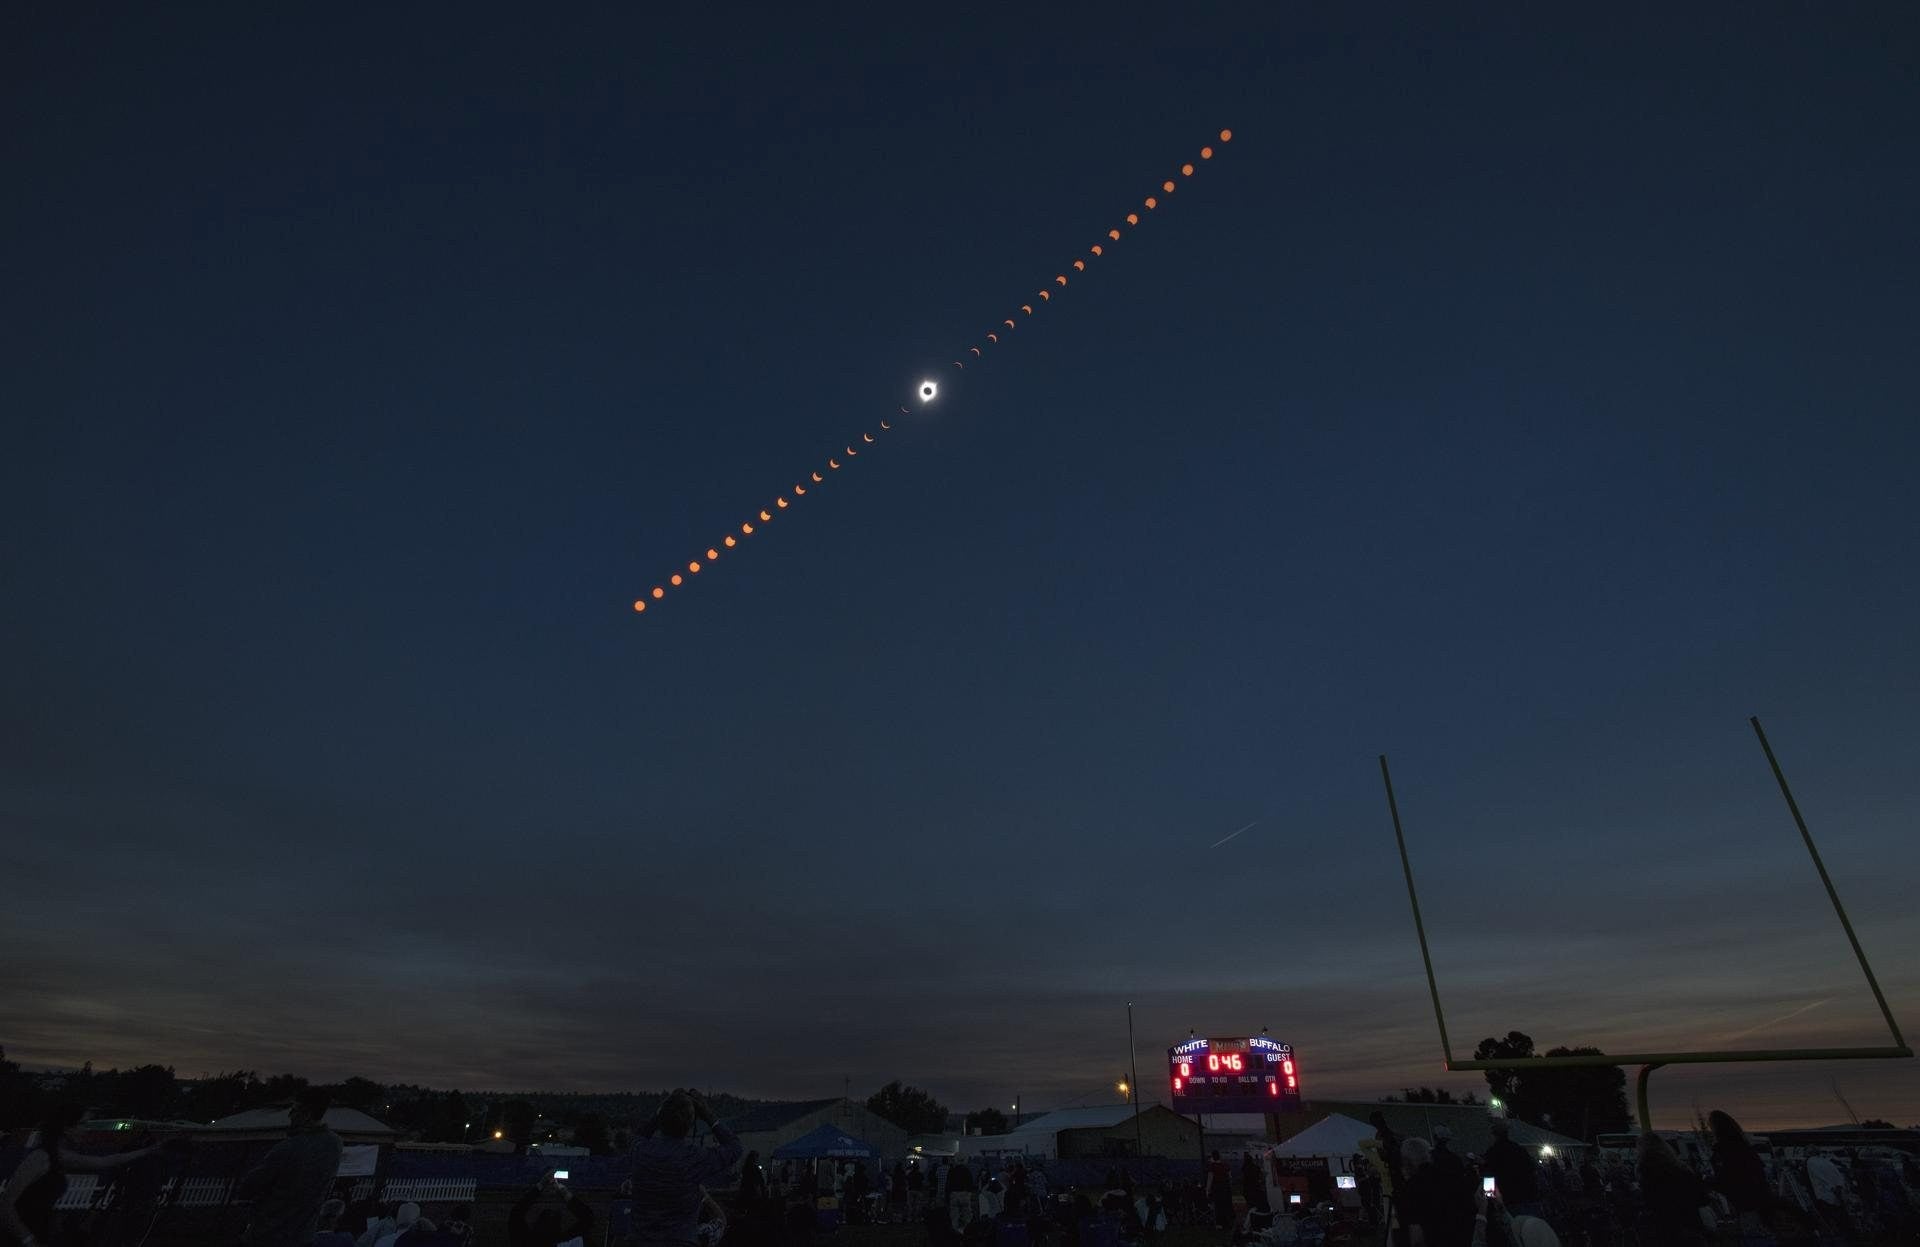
[1482,1118,1543,1218]
[1430,1126,1469,1189]
[1399,1138,1476,1247]
[372,1203,430,1247]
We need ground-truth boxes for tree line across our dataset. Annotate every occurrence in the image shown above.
[0,1047,757,1154]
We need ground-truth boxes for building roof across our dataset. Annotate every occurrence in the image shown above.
[202,1106,397,1137]
[723,1099,844,1134]
[1292,1101,1586,1158]
[1007,1106,1162,1136]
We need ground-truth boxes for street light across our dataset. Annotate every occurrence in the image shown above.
[1117,1081,1131,1101]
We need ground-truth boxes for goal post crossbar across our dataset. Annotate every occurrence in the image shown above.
[1378,716,1911,1132]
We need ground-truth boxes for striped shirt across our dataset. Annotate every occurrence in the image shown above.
[626,1125,743,1246]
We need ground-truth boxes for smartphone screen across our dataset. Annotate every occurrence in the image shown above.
[554,1169,570,1181]
[1482,1177,1497,1194]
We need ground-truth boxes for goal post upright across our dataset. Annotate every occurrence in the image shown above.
[1378,717,1911,1133]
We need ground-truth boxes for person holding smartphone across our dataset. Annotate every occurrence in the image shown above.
[1481,1119,1542,1218]
[627,1091,743,1247]
[509,1174,592,1247]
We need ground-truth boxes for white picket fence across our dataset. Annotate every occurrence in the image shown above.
[48,1173,472,1214]
[53,1174,100,1210]
[165,1177,234,1207]
[379,1179,476,1204]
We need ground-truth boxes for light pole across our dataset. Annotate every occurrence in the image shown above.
[1127,1002,1144,1158]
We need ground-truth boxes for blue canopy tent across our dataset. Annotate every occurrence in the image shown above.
[771,1124,881,1160]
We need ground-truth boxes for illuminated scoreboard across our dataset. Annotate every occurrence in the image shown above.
[1168,1035,1301,1113]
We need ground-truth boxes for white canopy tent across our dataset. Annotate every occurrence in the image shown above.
[1273,1113,1377,1162]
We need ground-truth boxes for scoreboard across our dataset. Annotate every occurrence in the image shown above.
[1168,1035,1301,1113]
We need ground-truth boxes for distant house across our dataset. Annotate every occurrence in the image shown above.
[199,1105,399,1144]
[907,1133,961,1158]
[724,1098,911,1161]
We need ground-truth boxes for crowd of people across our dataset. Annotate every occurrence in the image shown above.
[6,1087,1920,1247]
[1354,1109,1920,1247]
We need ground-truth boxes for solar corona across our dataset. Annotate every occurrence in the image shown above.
[632,129,1236,616]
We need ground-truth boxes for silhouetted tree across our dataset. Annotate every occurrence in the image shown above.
[261,1074,311,1104]
[1385,1087,1467,1105]
[111,1066,180,1120]
[1531,1047,1629,1140]
[184,1072,262,1123]
[435,1090,470,1143]
[0,1048,35,1128]
[966,1108,1010,1135]
[572,1111,612,1154]
[866,1082,949,1135]
[1473,1032,1537,1107]
[500,1099,538,1152]
[1471,1033,1629,1141]
[325,1077,386,1113]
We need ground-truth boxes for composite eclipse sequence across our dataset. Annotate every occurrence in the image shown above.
[632,129,1234,616]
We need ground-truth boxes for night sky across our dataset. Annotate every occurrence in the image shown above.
[5,7,1918,1129]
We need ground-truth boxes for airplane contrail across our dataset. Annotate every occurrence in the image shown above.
[1209,820,1260,849]
[1720,997,1836,1044]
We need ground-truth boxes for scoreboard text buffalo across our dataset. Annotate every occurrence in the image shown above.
[1168,1035,1301,1113]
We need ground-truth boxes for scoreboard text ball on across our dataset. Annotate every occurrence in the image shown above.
[1168,1035,1301,1113]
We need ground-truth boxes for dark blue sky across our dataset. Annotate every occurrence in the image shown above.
[5,6,1917,1127]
